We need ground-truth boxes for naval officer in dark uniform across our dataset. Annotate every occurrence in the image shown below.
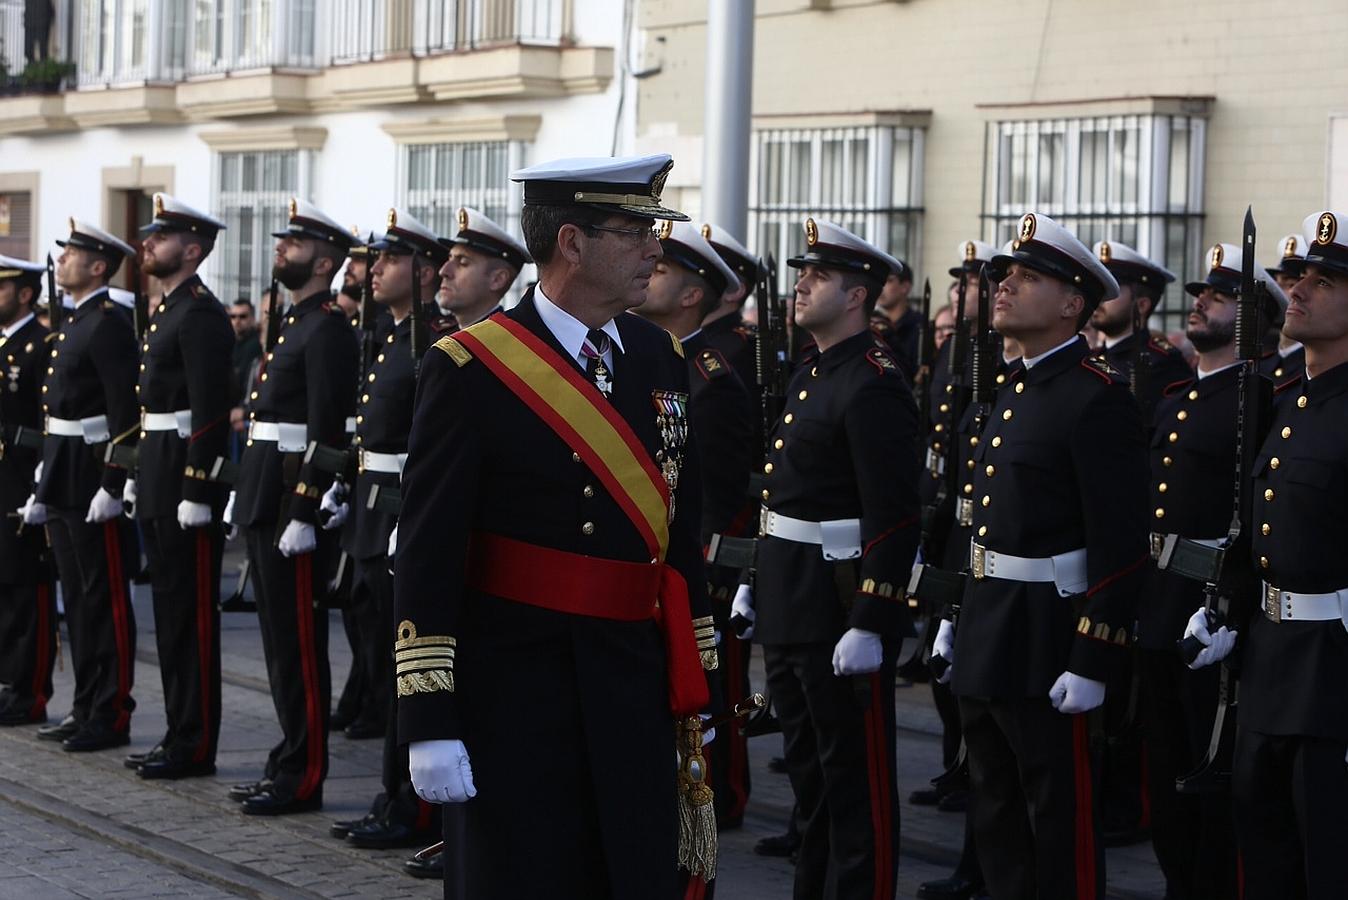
[637,220,755,834]
[0,254,56,726]
[733,217,920,900]
[698,224,762,396]
[1260,232,1307,385]
[1187,210,1348,899]
[397,155,718,900]
[228,199,359,815]
[124,195,233,779]
[23,219,140,752]
[942,213,1149,899]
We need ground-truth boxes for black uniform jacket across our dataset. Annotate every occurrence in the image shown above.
[701,312,758,397]
[1137,365,1240,649]
[1243,362,1348,740]
[135,275,233,518]
[921,336,972,508]
[36,288,138,508]
[1100,330,1192,426]
[754,328,921,645]
[683,332,754,546]
[1258,344,1304,386]
[394,289,712,745]
[232,290,358,527]
[0,315,50,580]
[952,337,1149,697]
[341,315,415,562]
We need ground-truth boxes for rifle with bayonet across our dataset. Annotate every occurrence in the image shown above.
[1158,207,1274,793]
[46,254,62,335]
[1131,290,1154,427]
[129,253,149,341]
[915,278,934,435]
[357,250,378,374]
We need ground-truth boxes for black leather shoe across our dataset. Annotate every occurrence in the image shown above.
[937,789,969,813]
[0,704,45,726]
[36,715,80,742]
[137,758,216,780]
[909,787,944,806]
[62,724,130,752]
[125,744,166,770]
[343,718,385,740]
[241,788,322,816]
[228,779,272,803]
[404,848,443,880]
[330,812,380,840]
[347,820,427,849]
[916,875,985,900]
[753,831,801,858]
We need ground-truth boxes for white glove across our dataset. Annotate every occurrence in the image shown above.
[19,494,47,526]
[123,478,138,505]
[832,627,884,676]
[86,487,124,523]
[1048,671,1107,715]
[1183,607,1238,670]
[223,491,238,540]
[320,481,349,531]
[932,619,955,684]
[177,500,212,530]
[277,519,317,557]
[409,739,477,804]
[387,523,398,559]
[730,583,755,640]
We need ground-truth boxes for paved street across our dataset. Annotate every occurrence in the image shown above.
[0,548,1168,899]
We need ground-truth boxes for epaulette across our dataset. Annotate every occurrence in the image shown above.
[669,330,684,358]
[866,346,900,375]
[1148,333,1179,356]
[1162,377,1195,398]
[1080,355,1124,384]
[694,348,730,381]
[732,324,755,341]
[433,335,473,367]
[1274,374,1303,395]
[429,316,457,336]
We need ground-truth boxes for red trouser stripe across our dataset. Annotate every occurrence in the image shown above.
[862,672,894,900]
[193,529,213,763]
[682,871,708,900]
[1072,714,1098,900]
[30,582,51,718]
[294,553,323,799]
[102,521,132,733]
[723,635,749,820]
[415,798,432,831]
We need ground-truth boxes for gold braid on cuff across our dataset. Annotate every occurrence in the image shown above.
[395,619,456,697]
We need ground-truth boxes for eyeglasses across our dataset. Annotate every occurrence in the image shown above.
[584,223,659,240]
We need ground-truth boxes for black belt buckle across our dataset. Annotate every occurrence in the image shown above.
[1156,535,1224,584]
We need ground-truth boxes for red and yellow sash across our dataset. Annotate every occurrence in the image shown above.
[449,314,708,716]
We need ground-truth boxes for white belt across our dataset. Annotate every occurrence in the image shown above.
[970,541,1088,597]
[359,448,406,475]
[1149,532,1223,560]
[760,507,861,560]
[248,420,308,453]
[142,409,192,438]
[345,416,357,435]
[46,414,110,444]
[1262,581,1347,624]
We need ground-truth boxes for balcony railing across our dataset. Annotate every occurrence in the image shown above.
[330,0,563,66]
[1,0,77,93]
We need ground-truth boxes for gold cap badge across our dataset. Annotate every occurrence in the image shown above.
[805,217,819,246]
[964,241,976,262]
[1209,243,1224,271]
[1316,212,1336,246]
[700,224,712,240]
[657,219,674,241]
[651,160,672,199]
[1098,240,1111,263]
[386,208,398,230]
[288,197,297,220]
[1284,235,1299,258]
[1018,213,1037,243]
[153,193,165,218]
[456,207,469,232]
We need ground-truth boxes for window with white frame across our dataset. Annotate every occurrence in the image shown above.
[190,0,315,75]
[214,149,304,304]
[982,114,1206,331]
[76,0,190,85]
[400,139,530,302]
[749,123,925,292]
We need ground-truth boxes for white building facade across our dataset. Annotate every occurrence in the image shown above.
[0,0,641,303]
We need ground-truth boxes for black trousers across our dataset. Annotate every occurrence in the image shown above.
[244,524,330,801]
[959,694,1103,900]
[1136,647,1236,900]
[0,572,58,721]
[46,507,137,730]
[141,517,223,763]
[1232,727,1348,900]
[764,642,899,900]
[346,556,390,732]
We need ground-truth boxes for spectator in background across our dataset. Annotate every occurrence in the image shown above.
[228,297,263,459]
[933,302,956,351]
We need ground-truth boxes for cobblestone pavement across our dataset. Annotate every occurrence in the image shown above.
[0,549,1167,898]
